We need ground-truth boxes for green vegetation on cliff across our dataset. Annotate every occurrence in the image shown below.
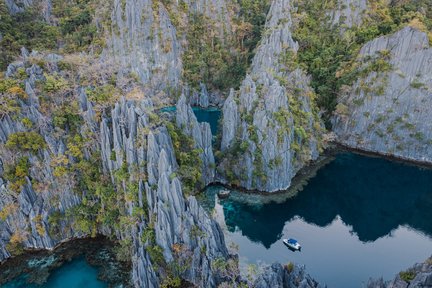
[169,0,270,91]
[291,0,432,126]
[0,0,105,70]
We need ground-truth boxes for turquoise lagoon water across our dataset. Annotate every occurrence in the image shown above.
[2,257,106,288]
[160,106,221,135]
[0,238,129,288]
[202,152,432,287]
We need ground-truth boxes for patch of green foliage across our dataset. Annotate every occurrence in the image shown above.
[5,131,46,153]
[166,122,203,195]
[291,0,432,126]
[0,0,104,70]
[4,157,31,193]
[180,0,270,91]
[399,270,417,282]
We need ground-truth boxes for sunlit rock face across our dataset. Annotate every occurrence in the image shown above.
[331,0,367,28]
[105,0,182,97]
[219,0,324,192]
[333,27,432,163]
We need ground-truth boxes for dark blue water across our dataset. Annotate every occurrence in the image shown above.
[192,107,221,135]
[160,106,221,135]
[203,152,432,287]
[2,257,106,288]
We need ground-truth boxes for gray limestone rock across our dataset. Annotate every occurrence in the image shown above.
[104,0,182,96]
[254,263,323,288]
[367,256,432,288]
[331,0,367,28]
[5,0,52,22]
[219,0,323,192]
[333,27,432,164]
[176,94,215,186]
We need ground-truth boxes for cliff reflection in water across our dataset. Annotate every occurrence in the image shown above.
[202,152,432,287]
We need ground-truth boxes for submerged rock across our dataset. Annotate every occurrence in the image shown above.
[219,0,324,192]
[333,27,432,164]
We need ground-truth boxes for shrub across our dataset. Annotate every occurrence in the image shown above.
[285,262,294,273]
[5,131,46,152]
[6,232,25,255]
[399,270,416,282]
[166,122,203,195]
[43,74,69,93]
[4,157,31,193]
[86,84,119,105]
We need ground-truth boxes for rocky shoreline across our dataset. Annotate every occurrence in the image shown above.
[0,236,132,287]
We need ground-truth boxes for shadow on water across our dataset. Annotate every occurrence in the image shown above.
[211,153,432,248]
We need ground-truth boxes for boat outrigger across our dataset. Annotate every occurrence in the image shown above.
[283,238,301,251]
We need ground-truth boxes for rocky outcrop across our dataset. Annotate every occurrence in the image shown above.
[331,0,367,28]
[185,83,225,108]
[367,256,432,288]
[176,94,215,185]
[105,0,182,98]
[333,27,432,163]
[254,263,324,288]
[95,94,227,287]
[219,0,323,192]
[5,0,52,22]
[104,0,233,104]
[1,51,229,287]
[0,54,91,261]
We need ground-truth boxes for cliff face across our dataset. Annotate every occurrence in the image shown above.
[0,52,91,260]
[331,0,367,28]
[333,27,432,163]
[219,0,324,192]
[104,0,234,104]
[0,51,228,287]
[100,97,227,287]
[105,0,182,98]
[176,94,215,186]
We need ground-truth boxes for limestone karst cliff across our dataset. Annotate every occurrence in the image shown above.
[219,0,324,192]
[1,0,432,286]
[176,94,215,186]
[0,50,229,287]
[333,27,432,163]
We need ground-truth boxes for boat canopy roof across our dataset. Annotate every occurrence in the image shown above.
[287,238,298,244]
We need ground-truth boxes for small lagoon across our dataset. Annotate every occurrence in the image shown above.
[201,152,432,287]
[0,237,131,288]
[160,106,221,135]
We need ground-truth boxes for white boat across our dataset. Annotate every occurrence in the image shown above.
[283,238,301,251]
[217,189,230,199]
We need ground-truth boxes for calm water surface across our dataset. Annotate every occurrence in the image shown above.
[159,106,221,135]
[2,257,106,288]
[202,153,432,287]
[0,238,130,288]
